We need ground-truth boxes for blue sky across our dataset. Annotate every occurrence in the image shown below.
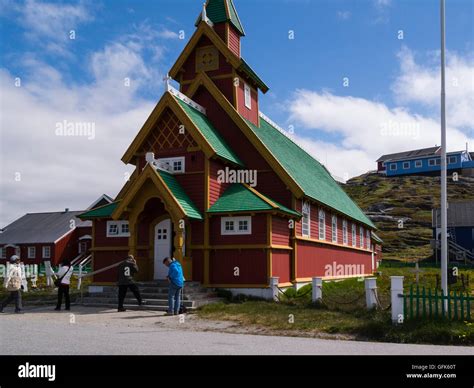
[0,0,473,226]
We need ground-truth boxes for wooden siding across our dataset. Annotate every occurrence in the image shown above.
[209,213,267,245]
[271,249,291,283]
[296,240,373,279]
[209,249,267,284]
[271,217,291,246]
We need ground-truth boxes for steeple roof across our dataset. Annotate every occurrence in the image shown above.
[195,0,245,36]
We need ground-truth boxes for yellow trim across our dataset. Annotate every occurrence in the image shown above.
[169,22,241,81]
[190,244,291,250]
[112,164,187,221]
[91,246,129,252]
[208,284,269,288]
[181,73,234,85]
[244,184,278,208]
[271,245,293,250]
[278,282,293,287]
[267,214,272,278]
[291,195,297,281]
[121,92,216,165]
[204,158,210,286]
[185,72,304,198]
[232,69,238,110]
[115,168,138,201]
[295,236,372,253]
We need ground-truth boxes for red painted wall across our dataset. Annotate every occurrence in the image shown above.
[209,214,267,245]
[236,78,259,126]
[92,250,126,283]
[209,158,231,206]
[271,217,291,246]
[191,249,204,282]
[228,25,240,57]
[94,219,128,247]
[209,249,267,284]
[296,240,373,278]
[271,250,291,283]
[192,86,291,207]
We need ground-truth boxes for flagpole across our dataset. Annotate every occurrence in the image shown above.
[440,0,448,310]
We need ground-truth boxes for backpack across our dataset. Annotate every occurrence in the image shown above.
[6,266,22,291]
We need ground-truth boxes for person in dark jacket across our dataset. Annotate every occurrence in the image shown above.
[54,259,73,311]
[117,255,143,312]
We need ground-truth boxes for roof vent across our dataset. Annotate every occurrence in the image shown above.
[64,208,69,213]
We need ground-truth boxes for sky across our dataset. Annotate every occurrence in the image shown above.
[0,0,473,226]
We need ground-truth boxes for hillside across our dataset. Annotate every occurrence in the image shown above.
[342,172,474,261]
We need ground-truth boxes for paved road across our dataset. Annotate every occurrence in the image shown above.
[0,306,472,355]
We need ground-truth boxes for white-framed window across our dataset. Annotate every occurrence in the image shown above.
[42,246,51,259]
[157,157,185,173]
[28,246,36,259]
[221,216,252,235]
[318,209,326,240]
[0,247,6,259]
[302,201,310,237]
[331,215,338,243]
[107,221,130,237]
[244,83,252,109]
[366,229,371,250]
[359,226,364,248]
[390,163,397,171]
[448,156,457,164]
[352,224,356,247]
[342,220,348,245]
[415,160,422,168]
[78,241,88,254]
[403,161,410,169]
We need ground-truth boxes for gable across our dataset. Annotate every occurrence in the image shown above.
[138,107,198,155]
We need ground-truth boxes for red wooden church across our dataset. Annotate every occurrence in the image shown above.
[79,0,380,294]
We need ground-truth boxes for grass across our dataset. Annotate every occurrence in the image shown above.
[197,263,474,345]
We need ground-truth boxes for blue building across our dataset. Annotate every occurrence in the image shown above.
[432,201,474,262]
[377,146,474,177]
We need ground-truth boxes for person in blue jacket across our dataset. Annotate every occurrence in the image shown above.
[163,257,184,315]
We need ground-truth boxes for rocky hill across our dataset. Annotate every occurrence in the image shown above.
[341,172,474,261]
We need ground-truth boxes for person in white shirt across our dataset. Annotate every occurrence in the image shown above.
[0,255,24,313]
[54,259,73,311]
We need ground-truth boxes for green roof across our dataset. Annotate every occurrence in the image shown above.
[176,97,244,167]
[78,201,118,219]
[158,170,203,220]
[238,59,269,93]
[196,0,245,36]
[244,116,375,228]
[208,183,301,217]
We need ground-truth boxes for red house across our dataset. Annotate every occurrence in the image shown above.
[79,0,379,294]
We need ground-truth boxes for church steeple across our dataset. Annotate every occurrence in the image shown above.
[195,0,245,57]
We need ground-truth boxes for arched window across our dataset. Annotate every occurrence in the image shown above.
[352,224,356,247]
[342,220,348,245]
[331,215,338,243]
[319,209,326,240]
[302,201,310,237]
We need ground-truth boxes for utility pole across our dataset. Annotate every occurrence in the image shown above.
[440,0,448,311]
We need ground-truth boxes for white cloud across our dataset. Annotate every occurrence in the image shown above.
[337,11,351,21]
[0,26,171,226]
[18,0,93,56]
[392,46,474,129]
[286,48,474,181]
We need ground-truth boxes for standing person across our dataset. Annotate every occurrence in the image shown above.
[0,255,24,314]
[54,259,74,311]
[117,255,143,312]
[163,257,184,316]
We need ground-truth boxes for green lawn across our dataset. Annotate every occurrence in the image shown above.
[198,263,474,345]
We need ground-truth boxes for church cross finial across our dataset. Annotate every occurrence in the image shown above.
[201,2,213,27]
